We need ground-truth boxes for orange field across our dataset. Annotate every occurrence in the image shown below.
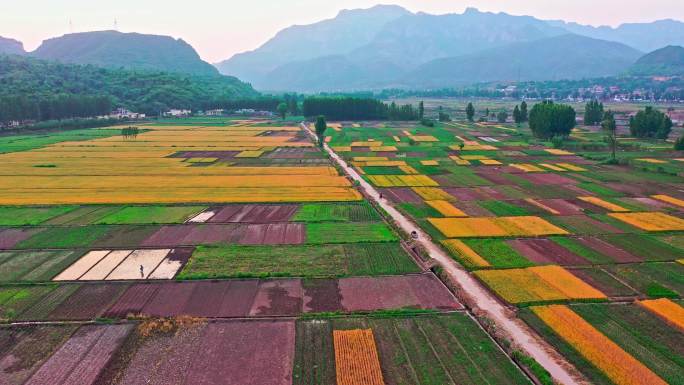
[532,305,667,385]
[578,196,629,212]
[333,329,385,385]
[637,298,684,331]
[425,200,467,217]
[429,216,567,238]
[608,212,684,231]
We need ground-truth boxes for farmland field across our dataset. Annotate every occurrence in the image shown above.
[3,114,684,385]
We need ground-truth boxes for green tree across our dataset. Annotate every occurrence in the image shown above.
[528,100,576,139]
[418,101,425,120]
[438,112,451,122]
[601,110,618,162]
[513,105,522,125]
[674,136,684,151]
[584,99,604,126]
[466,102,475,122]
[314,115,327,147]
[520,101,528,122]
[277,102,288,120]
[629,106,673,139]
[497,110,508,123]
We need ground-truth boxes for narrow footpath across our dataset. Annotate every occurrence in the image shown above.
[303,123,583,385]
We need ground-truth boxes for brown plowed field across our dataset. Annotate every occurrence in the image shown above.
[508,238,589,265]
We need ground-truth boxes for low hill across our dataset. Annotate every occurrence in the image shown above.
[0,55,258,115]
[406,34,642,87]
[629,46,684,76]
[31,31,218,76]
[0,36,25,55]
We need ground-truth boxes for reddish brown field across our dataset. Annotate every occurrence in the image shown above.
[0,228,43,249]
[249,280,304,316]
[381,188,422,204]
[338,273,461,312]
[508,238,589,265]
[24,324,132,385]
[209,204,299,223]
[48,284,128,321]
[302,279,343,312]
[140,223,304,247]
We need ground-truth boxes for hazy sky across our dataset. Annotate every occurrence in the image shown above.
[2,0,683,62]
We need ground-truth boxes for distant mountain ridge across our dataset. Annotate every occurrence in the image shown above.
[0,36,25,55]
[629,45,684,76]
[215,5,684,91]
[30,30,218,76]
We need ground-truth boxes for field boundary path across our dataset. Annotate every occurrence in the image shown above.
[302,122,583,385]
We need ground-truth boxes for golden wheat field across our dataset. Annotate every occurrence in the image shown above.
[0,124,361,204]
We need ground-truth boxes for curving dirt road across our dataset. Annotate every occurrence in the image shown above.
[303,123,584,385]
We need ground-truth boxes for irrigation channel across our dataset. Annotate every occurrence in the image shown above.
[302,122,583,385]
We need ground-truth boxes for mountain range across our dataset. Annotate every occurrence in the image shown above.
[2,31,218,76]
[2,5,684,91]
[216,6,684,91]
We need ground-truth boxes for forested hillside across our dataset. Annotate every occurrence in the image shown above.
[0,55,260,122]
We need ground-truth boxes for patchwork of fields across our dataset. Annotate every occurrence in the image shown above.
[2,116,682,384]
[328,120,684,384]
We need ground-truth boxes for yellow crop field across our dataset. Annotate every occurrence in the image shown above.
[532,305,667,385]
[578,196,630,212]
[636,158,667,164]
[480,159,502,165]
[449,156,471,165]
[637,298,684,331]
[475,269,567,304]
[235,150,264,158]
[608,212,684,231]
[441,239,490,267]
[651,194,684,208]
[367,174,438,187]
[539,163,567,172]
[475,266,604,304]
[412,187,453,201]
[420,160,439,166]
[510,164,545,172]
[0,124,362,204]
[398,165,418,174]
[529,266,607,300]
[334,329,385,385]
[429,216,567,238]
[425,200,467,217]
[545,149,574,155]
[556,163,587,172]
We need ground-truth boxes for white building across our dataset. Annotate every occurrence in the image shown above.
[108,108,145,119]
[164,109,192,117]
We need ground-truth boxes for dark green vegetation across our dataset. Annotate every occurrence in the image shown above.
[293,202,380,222]
[31,30,218,76]
[629,45,684,76]
[177,243,419,279]
[0,206,76,226]
[629,106,673,139]
[294,314,531,385]
[306,223,397,244]
[0,127,122,153]
[528,101,576,139]
[93,206,207,225]
[303,97,419,120]
[520,304,684,385]
[0,55,258,119]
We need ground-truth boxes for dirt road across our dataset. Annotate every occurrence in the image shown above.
[303,123,583,385]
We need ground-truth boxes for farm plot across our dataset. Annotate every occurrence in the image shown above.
[177,243,418,279]
[0,124,361,205]
[0,206,76,226]
[94,205,207,224]
[0,250,83,282]
[109,320,295,385]
[24,324,134,385]
[604,262,684,298]
[429,216,568,238]
[520,304,679,385]
[0,324,78,385]
[139,223,305,247]
[475,265,607,306]
[293,314,530,385]
[53,249,186,281]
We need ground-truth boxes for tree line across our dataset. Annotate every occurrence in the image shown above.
[302,97,419,120]
[0,94,112,126]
